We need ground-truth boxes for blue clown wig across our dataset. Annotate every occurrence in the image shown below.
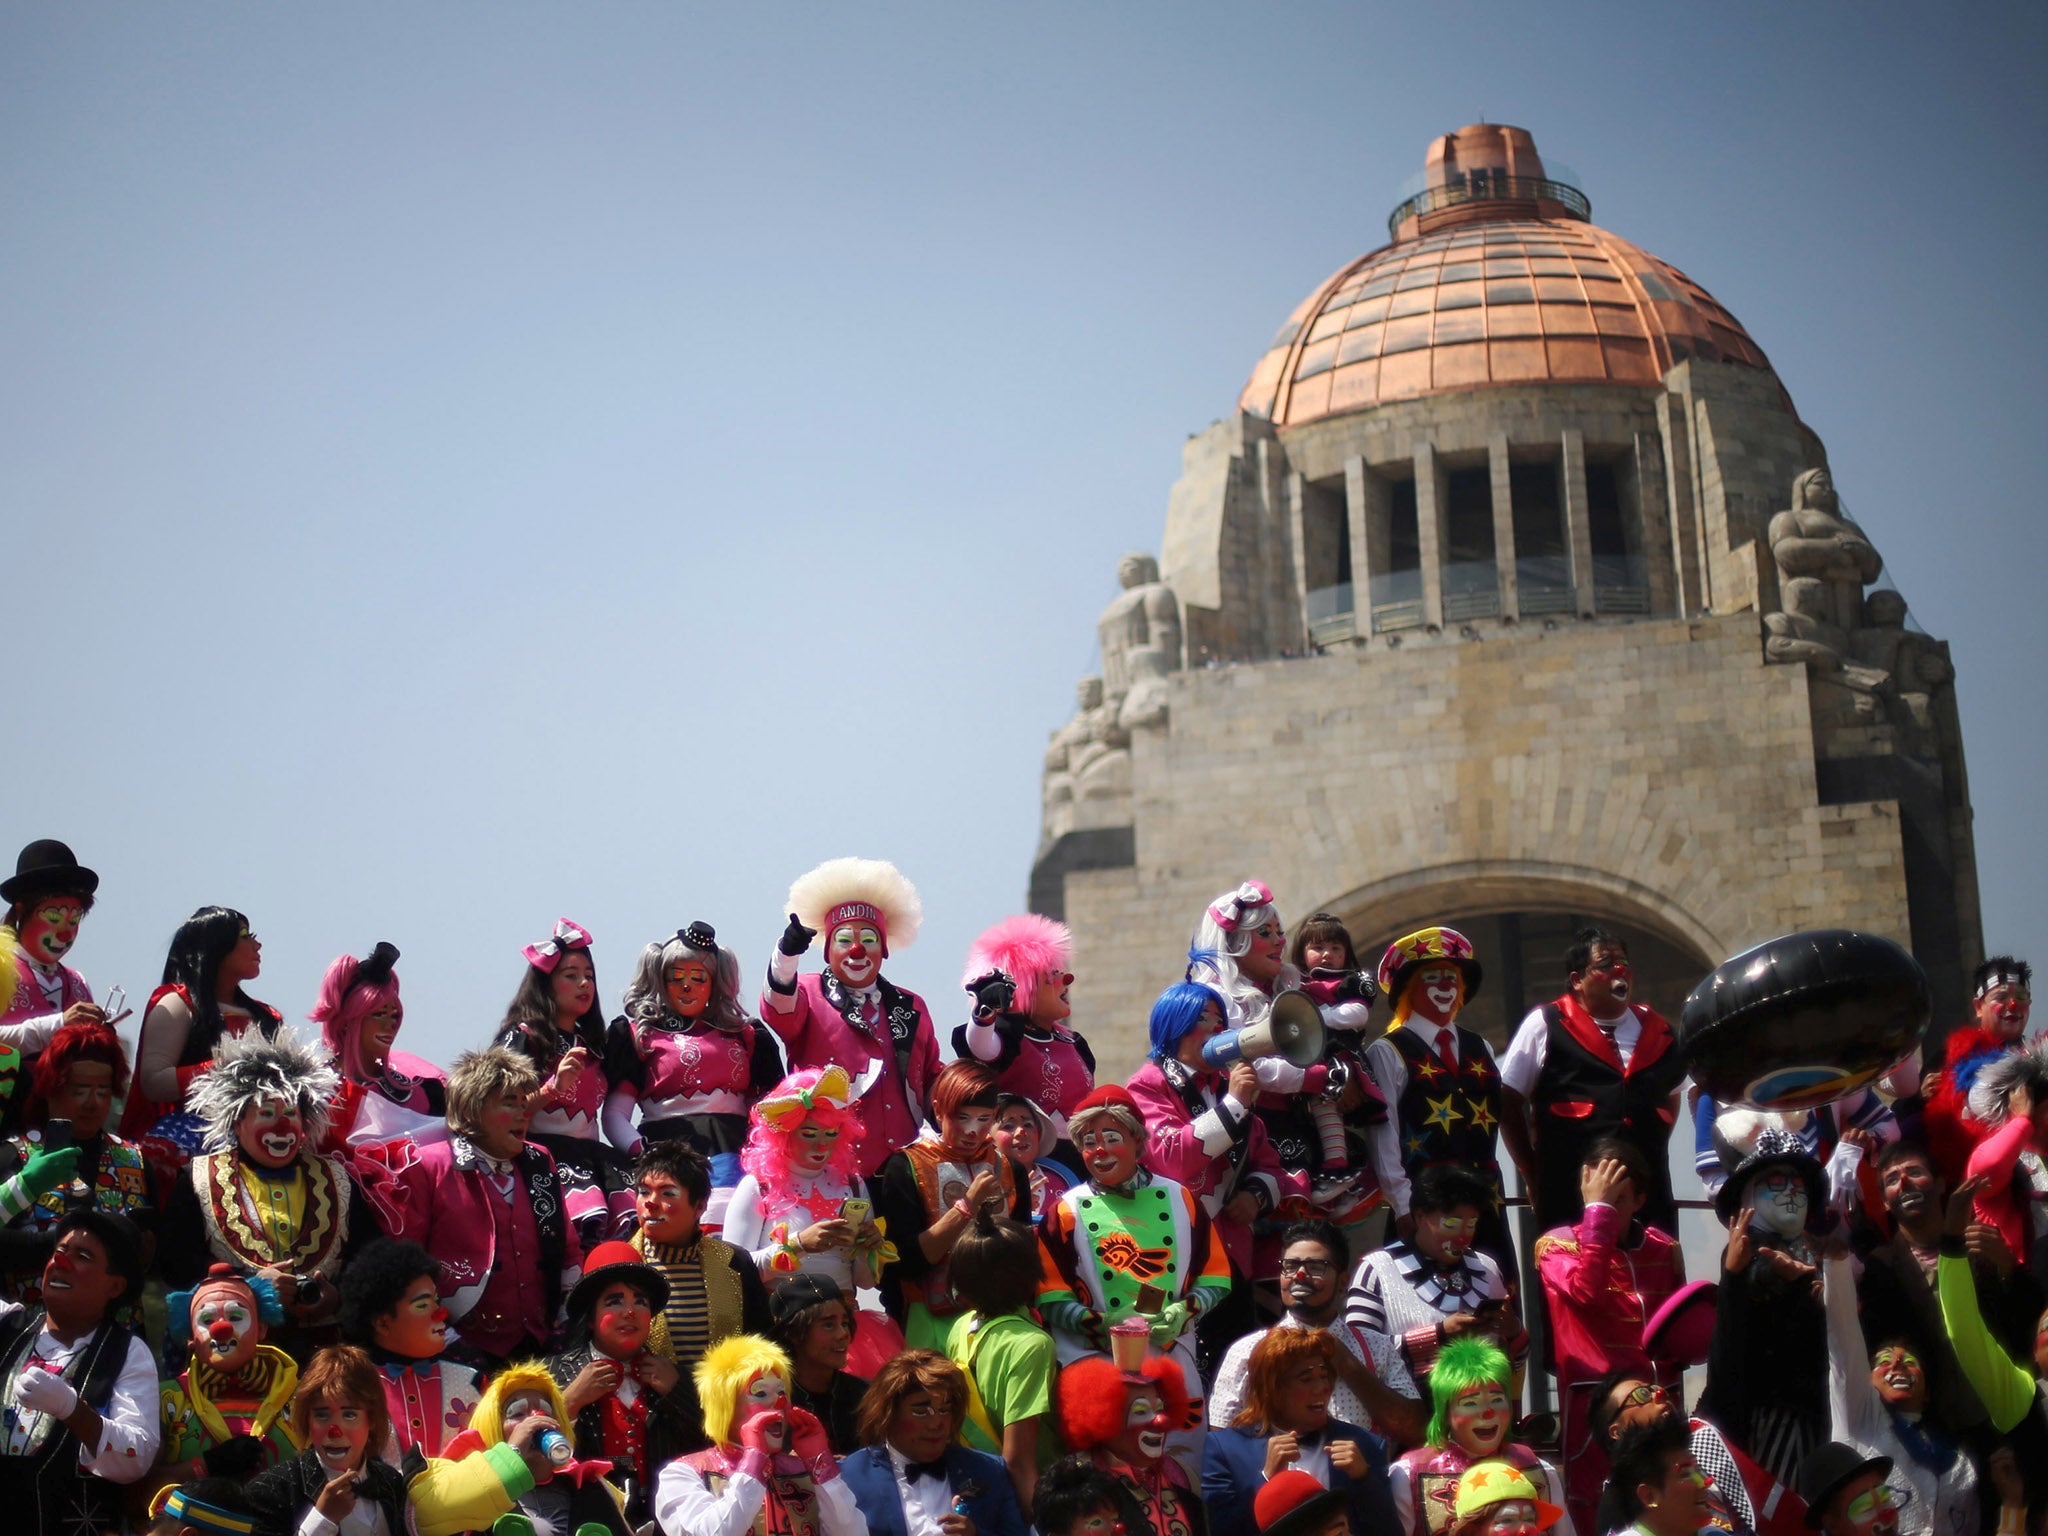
[1149,981,1226,1061]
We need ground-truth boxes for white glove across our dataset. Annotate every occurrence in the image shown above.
[15,1366,77,1417]
[1252,1056,1307,1093]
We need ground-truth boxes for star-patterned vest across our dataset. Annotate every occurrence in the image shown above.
[1388,1026,1502,1178]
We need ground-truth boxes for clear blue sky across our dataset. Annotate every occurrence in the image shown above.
[4,2,2043,1067]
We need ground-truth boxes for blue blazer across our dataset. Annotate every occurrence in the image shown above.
[839,1444,1029,1536]
[1201,1421,1398,1536]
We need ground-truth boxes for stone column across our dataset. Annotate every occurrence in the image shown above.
[1633,429,1677,618]
[1489,432,1519,621]
[1285,470,1311,627]
[1562,427,1596,617]
[1414,437,1445,630]
[1344,455,1373,622]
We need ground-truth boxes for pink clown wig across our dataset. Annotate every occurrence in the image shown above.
[740,1067,867,1221]
[960,914,1073,1016]
[308,950,402,1075]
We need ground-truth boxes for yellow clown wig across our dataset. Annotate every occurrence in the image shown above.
[695,1334,793,1449]
[466,1363,572,1448]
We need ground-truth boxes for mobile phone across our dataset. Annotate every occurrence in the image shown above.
[840,1197,871,1227]
[1135,1283,1168,1313]
[41,1119,73,1154]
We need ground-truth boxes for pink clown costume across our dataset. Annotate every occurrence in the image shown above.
[759,859,942,1181]
[602,921,785,1231]
[493,919,634,1250]
[311,942,449,1156]
[951,914,1096,1141]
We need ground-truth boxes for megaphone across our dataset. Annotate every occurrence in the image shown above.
[1202,991,1326,1070]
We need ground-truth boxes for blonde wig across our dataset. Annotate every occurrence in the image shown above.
[694,1334,793,1448]
[785,858,922,953]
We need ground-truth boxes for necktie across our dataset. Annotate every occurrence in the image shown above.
[905,1458,947,1483]
[859,993,882,1031]
[1435,1028,1458,1075]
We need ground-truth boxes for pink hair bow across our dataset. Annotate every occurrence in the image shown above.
[523,918,594,972]
[1208,880,1274,932]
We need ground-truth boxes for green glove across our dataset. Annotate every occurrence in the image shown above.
[1150,1300,1190,1350]
[492,1516,537,1536]
[21,1146,80,1198]
[0,1146,80,1219]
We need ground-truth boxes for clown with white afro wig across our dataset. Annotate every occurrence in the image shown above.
[761,858,942,1178]
[166,1028,364,1312]
[951,914,1097,1134]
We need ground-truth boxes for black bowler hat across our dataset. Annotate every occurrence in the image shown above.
[1,840,99,905]
[1794,1443,1892,1527]
[769,1271,851,1329]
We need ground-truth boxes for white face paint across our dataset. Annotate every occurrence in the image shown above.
[501,1391,551,1433]
[1750,1168,1810,1238]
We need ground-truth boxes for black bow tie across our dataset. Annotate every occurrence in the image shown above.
[905,1458,947,1484]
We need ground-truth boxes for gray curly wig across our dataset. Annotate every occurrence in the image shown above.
[1967,1038,2048,1128]
[186,1027,340,1151]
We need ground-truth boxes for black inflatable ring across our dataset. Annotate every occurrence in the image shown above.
[1679,929,1930,1110]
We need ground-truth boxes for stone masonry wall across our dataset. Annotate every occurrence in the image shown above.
[1057,612,1911,1080]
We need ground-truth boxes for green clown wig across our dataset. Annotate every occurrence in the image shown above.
[1427,1336,1514,1448]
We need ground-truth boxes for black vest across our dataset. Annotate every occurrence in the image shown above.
[1530,1000,1685,1232]
[0,1310,135,1536]
[1388,1025,1503,1174]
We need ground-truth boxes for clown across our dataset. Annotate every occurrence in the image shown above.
[761,859,941,1180]
[954,914,1097,1139]
[383,1046,584,1369]
[0,1208,160,1536]
[443,1363,634,1536]
[1037,1085,1232,1479]
[874,1059,1031,1351]
[337,1239,484,1460]
[1924,956,2033,1182]
[155,1263,301,1486]
[1445,1461,1566,1536]
[242,1343,565,1536]
[1188,882,1381,1212]
[1363,928,1514,1280]
[1057,1354,1200,1536]
[0,1018,150,1301]
[0,841,108,1127]
[1820,1247,1978,1536]
[550,1241,692,1524]
[654,1334,861,1536]
[1699,1126,1829,1487]
[603,922,784,1230]
[994,1093,1077,1222]
[495,918,630,1254]
[311,943,448,1154]
[124,906,285,1188]
[724,1068,883,1292]
[158,1030,376,1343]
[1387,1339,1569,1536]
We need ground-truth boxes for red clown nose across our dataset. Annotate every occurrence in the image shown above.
[209,1320,237,1344]
[431,1307,449,1324]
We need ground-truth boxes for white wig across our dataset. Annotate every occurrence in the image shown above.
[186,1027,341,1151]
[786,857,922,952]
[1968,1039,2048,1128]
[1186,883,1299,1032]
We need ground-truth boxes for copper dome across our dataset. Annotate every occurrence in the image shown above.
[1239,125,1777,427]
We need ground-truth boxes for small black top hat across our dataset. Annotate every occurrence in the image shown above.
[1793,1443,1892,1526]
[1,840,99,905]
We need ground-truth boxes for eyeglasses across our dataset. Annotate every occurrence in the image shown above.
[1618,1384,1667,1409]
[1278,1259,1337,1277]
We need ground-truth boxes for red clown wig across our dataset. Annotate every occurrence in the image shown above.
[30,1019,129,1107]
[1057,1353,1190,1450]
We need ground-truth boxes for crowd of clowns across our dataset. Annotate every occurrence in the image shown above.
[2,839,2047,1536]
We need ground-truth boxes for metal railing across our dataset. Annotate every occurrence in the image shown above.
[1369,569,1425,634]
[1441,559,1500,622]
[1517,554,1575,616]
[1388,171,1591,239]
